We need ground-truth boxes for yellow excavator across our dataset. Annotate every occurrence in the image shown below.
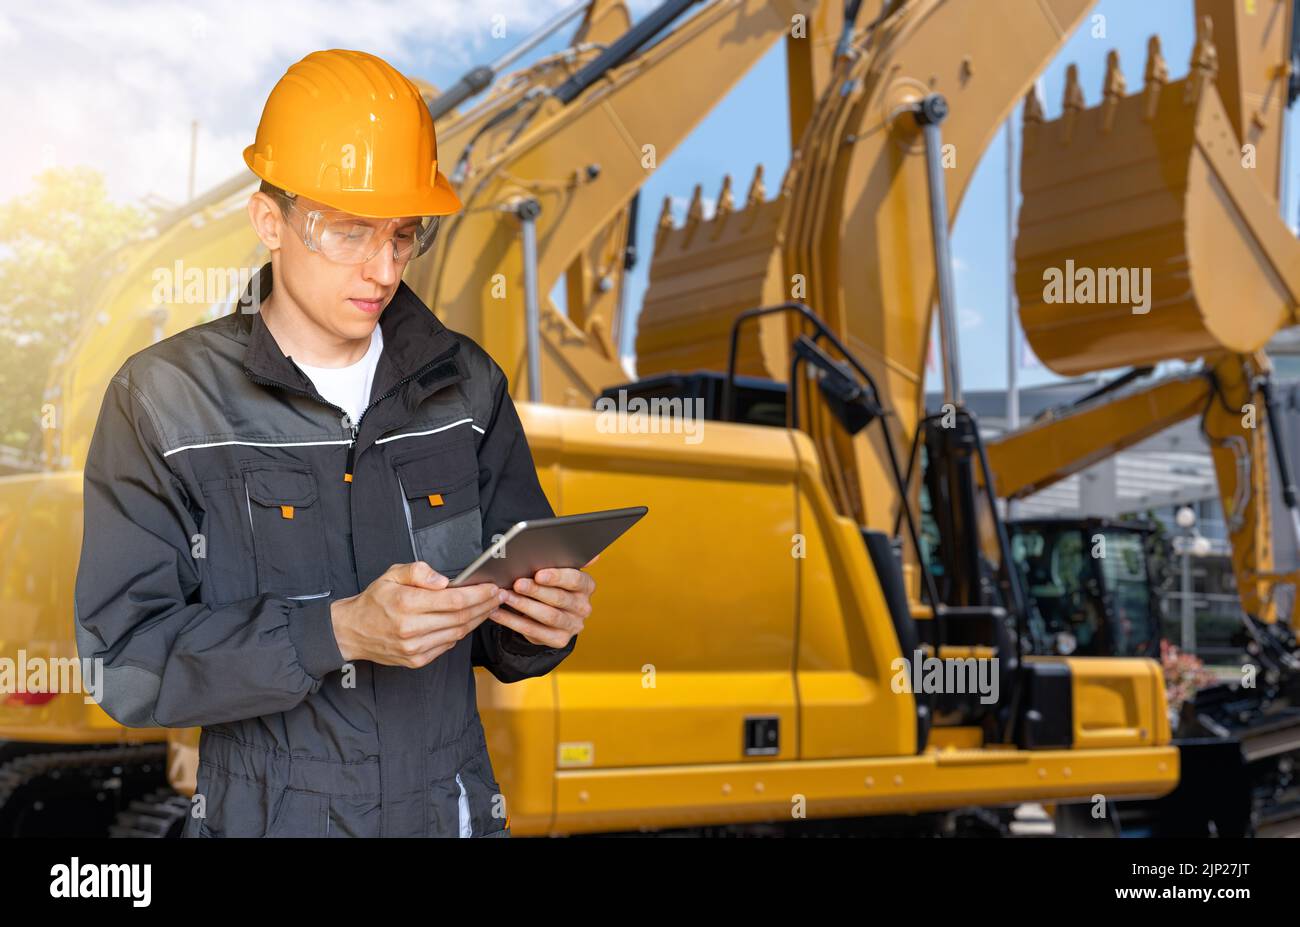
[984,0,1300,835]
[1,0,1183,837]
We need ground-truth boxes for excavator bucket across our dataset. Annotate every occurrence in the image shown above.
[1015,25,1300,377]
[634,167,791,380]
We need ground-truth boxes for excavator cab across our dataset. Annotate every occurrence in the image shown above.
[1008,518,1163,660]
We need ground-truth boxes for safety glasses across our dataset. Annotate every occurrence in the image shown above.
[275,192,441,265]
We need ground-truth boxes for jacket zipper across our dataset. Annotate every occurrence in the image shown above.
[244,343,459,485]
[342,343,460,483]
[243,367,355,461]
[239,347,458,603]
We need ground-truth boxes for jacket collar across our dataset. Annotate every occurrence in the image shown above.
[234,261,461,401]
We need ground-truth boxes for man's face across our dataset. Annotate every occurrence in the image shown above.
[250,191,419,341]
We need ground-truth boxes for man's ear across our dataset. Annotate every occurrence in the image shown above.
[247,191,285,252]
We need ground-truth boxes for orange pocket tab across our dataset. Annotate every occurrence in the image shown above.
[280,505,294,519]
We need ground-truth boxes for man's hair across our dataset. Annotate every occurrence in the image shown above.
[259,179,291,215]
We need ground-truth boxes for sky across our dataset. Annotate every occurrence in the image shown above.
[0,0,1287,391]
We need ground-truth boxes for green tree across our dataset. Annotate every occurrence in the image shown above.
[0,167,146,452]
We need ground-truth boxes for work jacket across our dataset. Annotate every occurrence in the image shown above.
[74,262,575,837]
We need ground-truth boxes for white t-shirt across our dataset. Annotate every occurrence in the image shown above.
[294,324,384,427]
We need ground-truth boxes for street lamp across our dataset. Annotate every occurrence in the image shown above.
[1172,506,1210,653]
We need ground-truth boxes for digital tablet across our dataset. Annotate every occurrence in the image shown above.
[449,505,648,588]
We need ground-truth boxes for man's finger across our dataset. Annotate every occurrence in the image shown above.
[529,567,593,594]
[399,609,495,656]
[396,594,500,639]
[500,589,574,631]
[488,607,567,648]
[512,576,577,612]
[451,594,507,627]
[393,561,449,590]
[407,579,500,612]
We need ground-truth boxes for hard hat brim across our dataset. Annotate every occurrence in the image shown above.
[243,144,463,219]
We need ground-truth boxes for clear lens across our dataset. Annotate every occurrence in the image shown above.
[279,194,441,265]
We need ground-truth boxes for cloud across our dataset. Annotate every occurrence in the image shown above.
[0,0,590,204]
[959,307,982,330]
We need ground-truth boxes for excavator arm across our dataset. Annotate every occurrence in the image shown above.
[779,0,1097,533]
[986,371,1211,501]
[992,0,1300,626]
[982,1,1300,836]
[408,0,826,406]
[986,354,1294,623]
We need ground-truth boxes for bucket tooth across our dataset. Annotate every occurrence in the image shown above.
[685,183,704,224]
[745,163,766,208]
[655,195,675,249]
[1185,14,1218,105]
[1143,35,1168,122]
[716,174,734,214]
[681,183,705,246]
[1062,63,1085,143]
[1022,85,1045,151]
[711,174,734,239]
[1023,85,1045,123]
[1101,50,1126,133]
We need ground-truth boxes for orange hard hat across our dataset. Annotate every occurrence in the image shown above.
[243,49,462,219]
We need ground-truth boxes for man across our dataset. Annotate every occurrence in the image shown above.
[73,49,593,838]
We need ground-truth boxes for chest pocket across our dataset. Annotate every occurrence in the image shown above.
[394,438,483,578]
[242,463,332,599]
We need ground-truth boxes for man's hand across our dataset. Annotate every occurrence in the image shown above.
[330,562,505,668]
[490,556,597,648]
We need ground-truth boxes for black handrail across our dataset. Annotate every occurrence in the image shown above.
[723,301,940,610]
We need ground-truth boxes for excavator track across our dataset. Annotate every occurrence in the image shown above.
[0,743,169,837]
[1238,719,1300,838]
[109,788,191,838]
